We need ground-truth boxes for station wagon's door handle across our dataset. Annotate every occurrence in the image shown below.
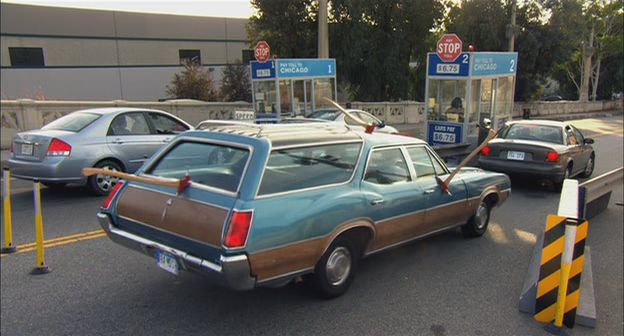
[113,138,124,144]
[162,138,171,143]
[370,199,385,205]
[423,189,436,194]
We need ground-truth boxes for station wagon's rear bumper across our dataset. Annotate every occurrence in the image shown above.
[97,212,256,290]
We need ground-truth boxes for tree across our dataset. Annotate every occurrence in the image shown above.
[220,62,252,102]
[166,61,218,101]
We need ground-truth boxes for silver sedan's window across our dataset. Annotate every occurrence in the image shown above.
[146,142,249,192]
[41,112,100,132]
[258,143,361,195]
[499,124,563,144]
[364,148,411,185]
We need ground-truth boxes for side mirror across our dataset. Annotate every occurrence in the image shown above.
[479,118,492,129]
[584,138,594,144]
[377,121,386,128]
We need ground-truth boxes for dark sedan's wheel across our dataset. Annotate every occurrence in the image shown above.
[579,153,595,178]
[461,200,491,238]
[88,160,122,196]
[306,237,359,299]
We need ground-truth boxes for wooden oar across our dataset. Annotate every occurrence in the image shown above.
[82,168,183,189]
[322,97,376,133]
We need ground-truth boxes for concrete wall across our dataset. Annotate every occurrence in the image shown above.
[1,99,622,149]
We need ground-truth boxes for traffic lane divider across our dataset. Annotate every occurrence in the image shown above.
[0,229,106,258]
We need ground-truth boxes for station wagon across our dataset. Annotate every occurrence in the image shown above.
[97,123,510,298]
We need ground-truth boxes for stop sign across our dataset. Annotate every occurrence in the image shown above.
[254,41,271,63]
[436,34,463,62]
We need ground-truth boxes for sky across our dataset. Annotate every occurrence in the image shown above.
[3,0,256,18]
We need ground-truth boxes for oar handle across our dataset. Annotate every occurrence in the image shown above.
[82,168,180,188]
[442,128,498,186]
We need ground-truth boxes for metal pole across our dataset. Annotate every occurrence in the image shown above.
[31,179,50,274]
[507,0,516,51]
[318,0,329,58]
[1,168,16,253]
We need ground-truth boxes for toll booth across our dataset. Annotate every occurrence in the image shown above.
[250,58,337,118]
[425,52,518,149]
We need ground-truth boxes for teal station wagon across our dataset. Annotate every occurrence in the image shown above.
[97,123,510,298]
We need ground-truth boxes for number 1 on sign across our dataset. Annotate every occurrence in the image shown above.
[328,64,332,73]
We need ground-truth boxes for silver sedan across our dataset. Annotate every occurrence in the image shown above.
[306,108,400,134]
[7,107,192,195]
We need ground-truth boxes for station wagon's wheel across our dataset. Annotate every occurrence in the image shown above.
[306,237,359,299]
[461,200,491,238]
[579,153,595,178]
[88,160,122,196]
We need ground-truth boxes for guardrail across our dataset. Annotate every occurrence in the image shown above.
[580,167,624,219]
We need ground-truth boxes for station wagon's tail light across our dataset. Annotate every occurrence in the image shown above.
[480,146,491,156]
[546,151,559,162]
[101,181,124,210]
[47,138,71,156]
[224,210,253,248]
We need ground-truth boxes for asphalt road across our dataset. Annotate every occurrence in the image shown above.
[1,116,622,336]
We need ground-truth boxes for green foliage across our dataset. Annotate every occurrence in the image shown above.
[166,61,218,101]
[220,62,252,102]
[445,0,508,51]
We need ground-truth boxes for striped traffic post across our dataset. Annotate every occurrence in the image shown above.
[31,179,50,274]
[1,168,17,254]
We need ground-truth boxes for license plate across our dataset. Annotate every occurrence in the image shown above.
[507,151,525,160]
[156,250,179,275]
[21,144,33,155]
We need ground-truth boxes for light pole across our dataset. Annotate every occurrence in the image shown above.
[318,0,329,58]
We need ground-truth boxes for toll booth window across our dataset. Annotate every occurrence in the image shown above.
[427,79,466,123]
[279,80,292,114]
[313,78,336,109]
[495,76,514,118]
[254,81,278,113]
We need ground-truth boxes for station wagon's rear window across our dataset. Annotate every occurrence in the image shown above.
[258,143,362,195]
[146,141,250,192]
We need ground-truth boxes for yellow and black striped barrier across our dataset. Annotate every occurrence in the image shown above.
[1,168,17,254]
[30,179,51,275]
[534,215,588,329]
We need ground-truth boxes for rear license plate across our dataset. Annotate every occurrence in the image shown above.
[156,250,179,275]
[21,144,33,156]
[507,151,525,160]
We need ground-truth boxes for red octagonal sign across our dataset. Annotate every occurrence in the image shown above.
[436,34,463,63]
[254,41,271,63]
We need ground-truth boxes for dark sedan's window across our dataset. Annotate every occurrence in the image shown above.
[41,112,100,132]
[364,148,411,185]
[146,142,249,192]
[498,124,563,144]
[258,143,361,195]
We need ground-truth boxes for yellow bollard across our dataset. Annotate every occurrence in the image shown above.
[30,179,50,274]
[1,168,17,254]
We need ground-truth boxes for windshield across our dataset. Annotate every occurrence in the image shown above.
[498,124,563,144]
[306,110,340,121]
[146,141,250,193]
[42,112,101,132]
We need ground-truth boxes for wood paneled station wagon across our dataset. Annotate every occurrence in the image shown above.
[95,122,511,298]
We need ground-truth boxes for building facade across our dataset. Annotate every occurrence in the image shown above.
[0,3,251,100]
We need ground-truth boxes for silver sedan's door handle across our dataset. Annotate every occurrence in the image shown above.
[423,189,436,194]
[162,138,172,143]
[113,138,124,144]
[370,199,385,205]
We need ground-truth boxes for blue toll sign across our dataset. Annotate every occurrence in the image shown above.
[251,59,336,80]
[472,53,518,76]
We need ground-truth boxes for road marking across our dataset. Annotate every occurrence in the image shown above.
[0,229,106,258]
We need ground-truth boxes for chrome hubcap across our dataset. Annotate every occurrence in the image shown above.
[326,247,352,286]
[475,202,489,230]
[95,166,119,192]
[585,157,594,174]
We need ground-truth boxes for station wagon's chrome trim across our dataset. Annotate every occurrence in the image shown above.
[221,208,255,251]
[272,139,364,151]
[140,136,254,196]
[365,222,462,256]
[256,267,314,284]
[254,141,365,199]
[118,214,222,249]
[122,184,231,211]
[221,255,248,263]
[375,208,426,224]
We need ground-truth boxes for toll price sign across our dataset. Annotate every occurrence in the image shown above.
[428,121,463,146]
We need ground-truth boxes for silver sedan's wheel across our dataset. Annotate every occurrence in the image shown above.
[580,154,595,178]
[88,160,123,196]
[325,247,352,286]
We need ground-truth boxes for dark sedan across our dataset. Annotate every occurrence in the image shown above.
[478,120,595,187]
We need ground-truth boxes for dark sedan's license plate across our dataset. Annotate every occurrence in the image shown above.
[507,151,525,160]
[156,250,180,275]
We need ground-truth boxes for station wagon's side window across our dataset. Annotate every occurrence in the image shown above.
[364,148,411,185]
[108,113,151,136]
[258,143,362,195]
[406,146,445,178]
[148,113,189,134]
